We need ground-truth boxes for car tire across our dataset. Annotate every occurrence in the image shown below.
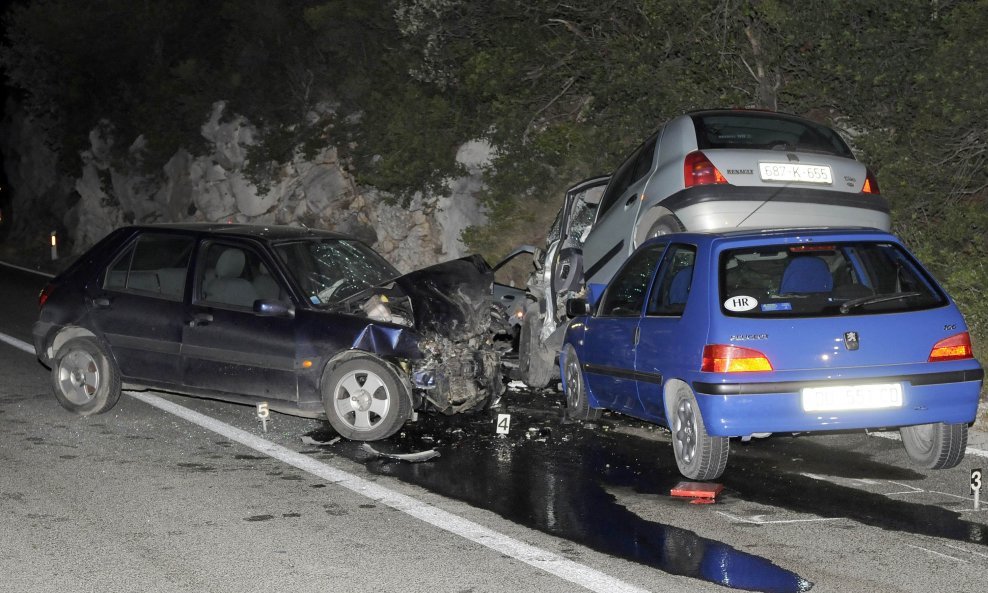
[899,422,968,469]
[322,355,411,441]
[669,384,728,480]
[562,344,601,421]
[646,215,686,239]
[51,337,122,416]
[518,305,554,389]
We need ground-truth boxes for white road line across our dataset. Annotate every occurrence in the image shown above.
[715,510,842,525]
[0,260,55,278]
[906,543,968,563]
[869,430,988,459]
[1,332,35,354]
[942,542,988,560]
[126,390,651,593]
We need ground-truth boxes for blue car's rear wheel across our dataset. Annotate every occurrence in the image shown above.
[670,384,728,480]
[563,344,601,421]
[899,422,968,469]
[322,355,411,441]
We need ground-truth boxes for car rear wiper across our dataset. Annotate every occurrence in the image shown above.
[839,291,922,314]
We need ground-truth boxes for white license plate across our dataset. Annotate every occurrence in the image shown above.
[801,383,903,412]
[759,162,833,184]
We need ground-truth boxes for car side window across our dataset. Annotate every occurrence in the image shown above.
[195,242,283,309]
[647,244,697,316]
[103,233,194,300]
[597,243,667,317]
[595,134,660,220]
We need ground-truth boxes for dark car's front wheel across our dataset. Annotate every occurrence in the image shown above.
[322,355,411,441]
[51,337,122,416]
[669,384,728,480]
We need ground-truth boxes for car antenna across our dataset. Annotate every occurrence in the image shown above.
[733,185,788,229]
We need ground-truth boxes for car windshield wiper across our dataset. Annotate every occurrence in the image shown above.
[839,291,922,314]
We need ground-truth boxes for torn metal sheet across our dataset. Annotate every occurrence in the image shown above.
[361,443,440,462]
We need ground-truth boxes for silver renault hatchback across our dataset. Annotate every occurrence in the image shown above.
[580,109,891,287]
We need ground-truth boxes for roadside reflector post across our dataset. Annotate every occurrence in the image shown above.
[50,231,58,260]
[257,402,270,433]
[973,468,983,511]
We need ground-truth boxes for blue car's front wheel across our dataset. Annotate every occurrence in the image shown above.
[563,344,601,421]
[670,384,728,480]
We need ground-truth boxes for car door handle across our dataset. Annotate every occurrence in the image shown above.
[188,313,213,327]
[625,193,638,207]
[91,296,111,309]
[633,325,640,346]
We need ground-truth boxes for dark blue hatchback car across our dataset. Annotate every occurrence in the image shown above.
[561,227,983,480]
[33,224,505,441]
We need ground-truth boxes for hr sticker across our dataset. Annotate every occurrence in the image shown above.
[724,296,758,312]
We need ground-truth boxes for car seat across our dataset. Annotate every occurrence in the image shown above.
[205,248,259,307]
[779,256,833,294]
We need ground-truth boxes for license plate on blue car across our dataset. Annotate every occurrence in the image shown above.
[801,383,903,412]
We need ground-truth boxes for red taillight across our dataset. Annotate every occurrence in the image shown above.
[38,284,53,309]
[701,344,773,372]
[928,332,973,362]
[862,170,880,194]
[684,151,728,188]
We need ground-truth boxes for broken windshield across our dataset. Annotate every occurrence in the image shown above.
[273,238,400,306]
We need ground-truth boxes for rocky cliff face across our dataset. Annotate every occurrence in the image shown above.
[1,100,489,273]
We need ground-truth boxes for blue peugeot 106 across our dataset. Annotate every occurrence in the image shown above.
[561,227,983,480]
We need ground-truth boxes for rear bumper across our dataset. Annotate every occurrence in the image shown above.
[692,367,983,437]
[662,185,891,232]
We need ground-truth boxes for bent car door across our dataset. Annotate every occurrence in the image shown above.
[580,242,666,413]
[181,240,299,400]
[634,244,699,421]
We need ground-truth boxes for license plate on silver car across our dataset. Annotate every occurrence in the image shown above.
[759,162,833,184]
[801,383,903,412]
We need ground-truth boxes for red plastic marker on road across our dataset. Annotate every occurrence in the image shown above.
[670,481,724,504]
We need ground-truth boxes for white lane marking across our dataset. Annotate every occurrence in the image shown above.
[715,511,842,525]
[0,260,55,278]
[1,332,35,354]
[942,542,988,560]
[126,391,651,593]
[906,543,968,563]
[870,430,988,459]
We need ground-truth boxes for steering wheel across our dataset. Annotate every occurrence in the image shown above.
[316,278,348,303]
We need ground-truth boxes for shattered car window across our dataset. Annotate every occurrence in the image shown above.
[273,239,400,305]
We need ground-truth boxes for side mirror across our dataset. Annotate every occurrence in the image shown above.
[566,297,591,318]
[254,299,295,319]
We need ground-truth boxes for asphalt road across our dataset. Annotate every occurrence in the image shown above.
[2,261,987,593]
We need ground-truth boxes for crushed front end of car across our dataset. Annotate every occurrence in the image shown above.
[337,255,507,415]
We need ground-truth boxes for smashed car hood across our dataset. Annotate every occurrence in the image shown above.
[391,255,494,341]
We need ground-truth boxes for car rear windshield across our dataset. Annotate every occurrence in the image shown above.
[719,241,947,318]
[692,112,853,158]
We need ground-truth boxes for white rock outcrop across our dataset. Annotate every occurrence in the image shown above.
[3,100,491,273]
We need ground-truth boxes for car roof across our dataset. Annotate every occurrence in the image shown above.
[640,226,900,250]
[131,222,353,242]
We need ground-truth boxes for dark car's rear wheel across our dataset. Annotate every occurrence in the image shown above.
[563,344,601,421]
[669,384,728,480]
[899,422,968,469]
[51,337,121,416]
[322,355,411,441]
